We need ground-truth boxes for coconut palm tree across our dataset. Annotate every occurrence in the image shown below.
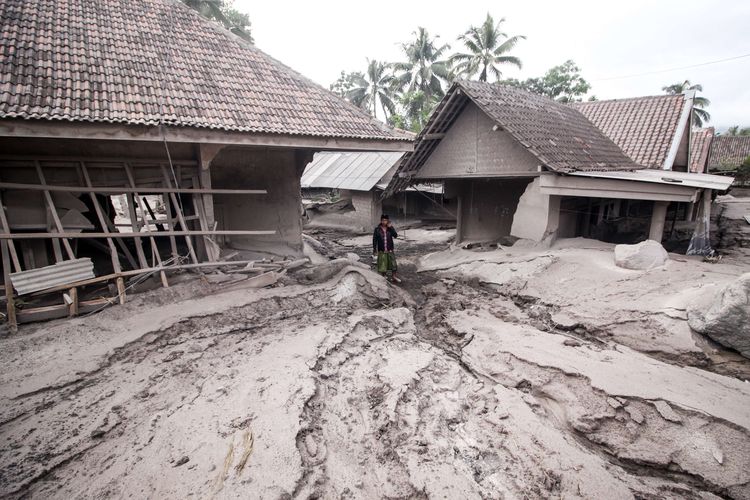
[662,80,711,127]
[449,14,525,82]
[347,60,397,120]
[393,28,452,102]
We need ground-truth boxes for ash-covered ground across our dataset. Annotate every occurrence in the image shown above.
[1,225,749,499]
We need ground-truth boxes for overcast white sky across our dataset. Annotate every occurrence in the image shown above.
[237,0,750,129]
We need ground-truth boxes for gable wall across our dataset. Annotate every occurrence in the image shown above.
[417,102,540,179]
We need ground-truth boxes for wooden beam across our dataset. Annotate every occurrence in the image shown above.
[0,181,267,195]
[35,161,76,260]
[79,163,123,274]
[28,259,281,296]
[0,230,277,240]
[0,120,415,152]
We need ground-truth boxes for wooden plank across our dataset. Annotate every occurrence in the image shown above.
[35,161,76,260]
[161,165,198,264]
[161,189,179,258]
[125,192,148,268]
[0,230,277,239]
[192,175,219,262]
[27,259,283,296]
[2,239,17,332]
[79,163,123,274]
[0,181,267,195]
[0,191,21,272]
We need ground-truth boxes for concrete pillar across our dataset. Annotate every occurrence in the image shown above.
[649,200,669,242]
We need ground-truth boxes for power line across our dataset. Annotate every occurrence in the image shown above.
[591,52,750,82]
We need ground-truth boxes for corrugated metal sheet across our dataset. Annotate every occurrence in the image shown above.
[570,169,734,190]
[10,258,95,295]
[301,152,404,191]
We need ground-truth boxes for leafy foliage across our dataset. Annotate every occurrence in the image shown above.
[181,0,253,43]
[662,80,710,127]
[501,60,591,103]
[449,14,524,82]
[330,71,365,98]
[393,28,452,102]
[726,126,750,136]
[346,60,398,120]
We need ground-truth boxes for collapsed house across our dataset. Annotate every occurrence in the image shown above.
[301,151,450,228]
[385,81,732,247]
[0,0,410,328]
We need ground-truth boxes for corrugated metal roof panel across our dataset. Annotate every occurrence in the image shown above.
[301,152,404,191]
[10,258,95,295]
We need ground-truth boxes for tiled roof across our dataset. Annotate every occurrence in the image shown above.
[708,135,750,171]
[689,127,714,173]
[573,94,686,169]
[0,0,407,142]
[386,81,637,195]
[301,151,403,191]
[459,81,637,173]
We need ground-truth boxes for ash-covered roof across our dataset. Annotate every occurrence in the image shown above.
[708,135,750,171]
[386,81,637,195]
[301,151,403,191]
[0,0,407,142]
[690,128,714,173]
[572,94,687,169]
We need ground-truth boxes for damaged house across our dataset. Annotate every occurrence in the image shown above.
[301,151,450,229]
[386,81,732,247]
[0,0,410,327]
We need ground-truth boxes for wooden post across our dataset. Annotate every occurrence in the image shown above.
[2,240,17,333]
[68,287,79,317]
[34,162,75,260]
[192,175,219,262]
[116,277,126,305]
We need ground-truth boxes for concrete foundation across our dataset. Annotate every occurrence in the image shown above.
[447,178,532,243]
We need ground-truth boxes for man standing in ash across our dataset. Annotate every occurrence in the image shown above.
[372,214,401,283]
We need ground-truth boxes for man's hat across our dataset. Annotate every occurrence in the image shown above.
[380,214,390,220]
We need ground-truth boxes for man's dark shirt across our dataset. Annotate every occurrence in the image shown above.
[373,225,397,252]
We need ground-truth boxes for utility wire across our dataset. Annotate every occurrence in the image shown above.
[591,52,750,82]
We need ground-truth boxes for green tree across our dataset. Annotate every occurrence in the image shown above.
[393,28,451,102]
[330,71,365,99]
[346,60,398,120]
[501,60,591,103]
[389,90,439,133]
[662,80,710,127]
[726,126,750,136]
[181,0,253,43]
[449,14,524,82]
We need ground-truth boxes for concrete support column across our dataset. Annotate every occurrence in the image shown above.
[649,200,669,242]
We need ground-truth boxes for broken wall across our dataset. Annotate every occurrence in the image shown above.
[350,190,382,228]
[446,178,531,243]
[211,147,307,257]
